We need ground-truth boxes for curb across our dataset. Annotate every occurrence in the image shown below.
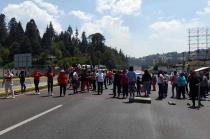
[0,83,59,96]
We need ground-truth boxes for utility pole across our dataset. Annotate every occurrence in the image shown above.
[182,52,185,72]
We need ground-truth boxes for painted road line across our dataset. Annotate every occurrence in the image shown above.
[0,104,63,136]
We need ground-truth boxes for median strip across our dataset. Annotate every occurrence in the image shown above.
[0,104,63,136]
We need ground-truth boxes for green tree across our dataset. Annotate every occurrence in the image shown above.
[0,14,7,45]
[41,22,55,49]
[25,19,41,54]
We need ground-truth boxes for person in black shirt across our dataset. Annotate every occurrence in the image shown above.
[189,71,203,108]
[19,70,26,92]
[142,70,152,97]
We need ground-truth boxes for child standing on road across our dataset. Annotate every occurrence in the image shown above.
[2,70,15,99]
[32,70,43,95]
[58,70,68,97]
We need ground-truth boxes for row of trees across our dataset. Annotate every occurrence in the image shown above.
[0,13,128,69]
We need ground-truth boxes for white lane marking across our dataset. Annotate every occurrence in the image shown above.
[0,104,63,136]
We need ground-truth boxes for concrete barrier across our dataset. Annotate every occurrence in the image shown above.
[129,97,151,104]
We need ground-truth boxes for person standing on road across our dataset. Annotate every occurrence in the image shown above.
[121,70,128,99]
[189,71,203,108]
[90,70,96,91]
[72,70,79,94]
[32,70,43,95]
[19,70,26,93]
[96,69,104,95]
[157,72,164,100]
[170,71,178,98]
[113,70,121,98]
[58,70,68,97]
[127,66,136,99]
[151,73,157,91]
[103,70,108,89]
[176,73,187,99]
[142,70,152,97]
[2,70,15,98]
[163,73,169,98]
[200,72,208,99]
[80,69,89,93]
[45,67,55,96]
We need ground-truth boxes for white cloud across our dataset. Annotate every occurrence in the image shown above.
[147,19,205,54]
[196,0,210,15]
[96,0,142,16]
[72,13,134,55]
[69,10,93,21]
[32,0,64,16]
[2,0,63,35]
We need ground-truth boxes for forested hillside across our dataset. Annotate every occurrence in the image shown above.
[0,14,128,69]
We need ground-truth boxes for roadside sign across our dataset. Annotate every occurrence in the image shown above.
[14,53,32,68]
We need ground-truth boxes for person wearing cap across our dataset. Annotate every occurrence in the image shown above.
[2,70,15,98]
[58,70,68,97]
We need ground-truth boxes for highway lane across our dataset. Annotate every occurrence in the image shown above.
[0,85,210,139]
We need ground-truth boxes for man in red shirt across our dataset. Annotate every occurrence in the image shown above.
[58,70,68,97]
[121,70,128,98]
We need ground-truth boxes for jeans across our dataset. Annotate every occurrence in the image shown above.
[48,80,53,93]
[34,80,39,92]
[144,81,151,95]
[158,83,164,98]
[122,85,128,97]
[60,84,66,96]
[20,81,26,92]
[97,82,103,94]
[177,86,185,99]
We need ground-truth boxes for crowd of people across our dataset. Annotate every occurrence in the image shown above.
[1,66,210,109]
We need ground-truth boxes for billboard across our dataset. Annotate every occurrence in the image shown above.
[14,53,32,68]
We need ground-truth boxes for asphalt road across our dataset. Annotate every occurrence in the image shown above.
[0,85,210,139]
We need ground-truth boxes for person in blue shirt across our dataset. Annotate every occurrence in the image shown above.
[176,73,187,99]
[127,66,136,99]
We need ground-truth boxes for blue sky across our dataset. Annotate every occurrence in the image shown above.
[0,0,210,57]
